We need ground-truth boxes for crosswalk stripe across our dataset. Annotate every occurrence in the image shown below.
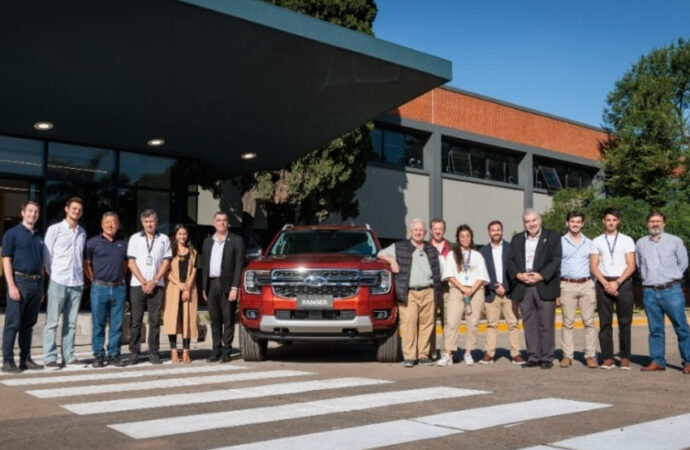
[2,364,247,386]
[27,370,309,398]
[415,398,610,430]
[108,386,489,439]
[216,398,610,450]
[522,412,690,450]
[63,377,392,415]
[223,419,459,450]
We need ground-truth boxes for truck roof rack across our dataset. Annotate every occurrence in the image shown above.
[281,223,294,231]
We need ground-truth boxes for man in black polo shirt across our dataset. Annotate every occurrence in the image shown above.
[84,212,128,367]
[2,201,44,373]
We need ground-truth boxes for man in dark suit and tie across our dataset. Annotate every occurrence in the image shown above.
[201,211,245,362]
[479,220,524,365]
[507,209,562,369]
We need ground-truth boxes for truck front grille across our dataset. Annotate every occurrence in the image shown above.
[271,269,360,299]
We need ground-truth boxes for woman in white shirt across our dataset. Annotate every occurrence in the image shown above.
[437,225,490,367]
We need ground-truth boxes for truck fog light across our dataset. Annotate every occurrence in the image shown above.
[373,309,390,320]
[244,309,260,319]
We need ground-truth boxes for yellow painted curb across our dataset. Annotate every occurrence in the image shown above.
[435,316,660,335]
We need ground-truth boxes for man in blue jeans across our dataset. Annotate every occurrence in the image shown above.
[84,212,128,367]
[42,197,86,369]
[636,210,690,374]
[2,201,44,373]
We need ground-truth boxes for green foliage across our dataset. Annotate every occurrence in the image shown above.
[263,0,377,34]
[601,38,690,207]
[543,188,690,248]
[252,0,378,224]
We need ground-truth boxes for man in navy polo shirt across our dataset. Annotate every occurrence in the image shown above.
[2,201,44,373]
[84,212,128,368]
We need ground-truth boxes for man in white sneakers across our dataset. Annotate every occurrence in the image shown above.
[590,208,636,369]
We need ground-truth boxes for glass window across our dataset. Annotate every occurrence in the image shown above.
[117,187,170,238]
[370,126,426,169]
[48,143,115,184]
[442,139,520,185]
[533,157,597,191]
[119,152,175,189]
[0,135,43,176]
[270,230,377,256]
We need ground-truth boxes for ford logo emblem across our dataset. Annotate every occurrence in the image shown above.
[304,275,327,288]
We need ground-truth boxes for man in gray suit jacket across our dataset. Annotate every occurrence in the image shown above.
[507,209,562,369]
[479,220,524,364]
[201,211,245,362]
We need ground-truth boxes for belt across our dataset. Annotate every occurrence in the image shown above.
[644,280,679,290]
[14,271,42,280]
[603,276,622,282]
[409,285,432,291]
[93,279,125,287]
[560,277,590,283]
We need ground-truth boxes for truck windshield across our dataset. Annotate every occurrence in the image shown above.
[269,230,378,256]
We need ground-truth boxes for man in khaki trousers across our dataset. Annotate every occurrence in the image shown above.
[558,211,598,369]
[378,219,443,368]
[479,220,524,364]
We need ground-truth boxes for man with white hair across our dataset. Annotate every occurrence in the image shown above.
[378,219,443,368]
[507,209,562,369]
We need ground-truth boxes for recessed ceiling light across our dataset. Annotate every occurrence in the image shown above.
[33,121,53,131]
[241,152,257,160]
[147,138,165,147]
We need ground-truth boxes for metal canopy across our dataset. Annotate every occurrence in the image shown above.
[0,0,451,176]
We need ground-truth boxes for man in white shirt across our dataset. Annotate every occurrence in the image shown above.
[127,209,172,365]
[42,197,86,369]
[590,207,636,369]
[479,220,524,364]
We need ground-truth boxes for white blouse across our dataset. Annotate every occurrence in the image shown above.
[443,249,490,287]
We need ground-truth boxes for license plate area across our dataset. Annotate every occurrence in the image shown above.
[297,295,334,310]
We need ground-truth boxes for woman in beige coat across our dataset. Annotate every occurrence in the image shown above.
[164,224,198,363]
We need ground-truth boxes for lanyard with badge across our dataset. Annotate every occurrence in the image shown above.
[604,233,618,261]
[146,234,156,266]
[463,250,472,283]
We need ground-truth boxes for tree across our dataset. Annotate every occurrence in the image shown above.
[601,38,690,207]
[223,0,378,239]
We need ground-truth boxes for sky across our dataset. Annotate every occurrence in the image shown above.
[373,0,690,128]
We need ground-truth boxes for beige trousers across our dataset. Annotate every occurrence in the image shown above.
[560,279,597,359]
[444,286,485,354]
[484,294,521,357]
[399,288,435,360]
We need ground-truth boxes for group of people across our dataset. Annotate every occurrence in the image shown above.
[2,198,244,373]
[379,209,690,374]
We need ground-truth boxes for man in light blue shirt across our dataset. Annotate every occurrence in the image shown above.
[558,211,598,369]
[636,210,690,374]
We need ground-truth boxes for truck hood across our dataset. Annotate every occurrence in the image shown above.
[247,253,387,270]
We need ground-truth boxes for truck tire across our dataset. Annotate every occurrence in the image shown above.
[376,323,401,363]
[239,323,268,361]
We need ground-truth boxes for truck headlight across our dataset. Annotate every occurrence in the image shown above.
[243,270,271,294]
[362,270,392,295]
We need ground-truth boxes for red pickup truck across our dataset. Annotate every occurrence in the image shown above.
[238,225,400,362]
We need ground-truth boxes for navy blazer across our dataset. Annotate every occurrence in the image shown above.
[480,240,512,303]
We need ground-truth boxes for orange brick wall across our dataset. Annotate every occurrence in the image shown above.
[392,88,605,161]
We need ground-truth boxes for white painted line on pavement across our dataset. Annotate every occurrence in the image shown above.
[222,420,460,450]
[416,398,610,430]
[525,413,690,450]
[108,386,489,439]
[215,398,609,450]
[63,377,392,415]
[27,370,308,398]
[3,364,246,386]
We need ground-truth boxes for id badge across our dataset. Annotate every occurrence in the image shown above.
[464,274,470,283]
[146,256,153,266]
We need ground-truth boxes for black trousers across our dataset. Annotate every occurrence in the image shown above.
[596,280,633,360]
[129,286,163,355]
[207,278,235,356]
[2,276,42,362]
[520,286,556,363]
